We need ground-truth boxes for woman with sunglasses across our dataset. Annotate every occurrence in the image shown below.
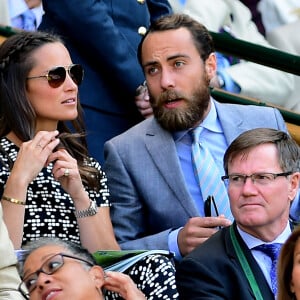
[0,30,119,253]
[18,237,146,300]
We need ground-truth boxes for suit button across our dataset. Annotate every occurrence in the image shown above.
[138,26,147,36]
[137,0,145,4]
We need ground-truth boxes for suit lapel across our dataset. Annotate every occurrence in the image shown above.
[143,119,198,217]
[215,100,248,145]
[225,225,274,300]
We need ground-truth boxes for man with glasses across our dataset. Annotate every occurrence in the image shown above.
[177,128,300,299]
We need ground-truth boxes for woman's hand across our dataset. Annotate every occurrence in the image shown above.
[11,130,60,187]
[103,271,146,300]
[47,147,86,201]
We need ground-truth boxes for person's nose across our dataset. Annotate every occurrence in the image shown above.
[241,177,257,195]
[160,68,175,90]
[36,272,52,290]
[64,72,78,90]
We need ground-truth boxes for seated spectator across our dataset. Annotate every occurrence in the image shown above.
[0,0,44,31]
[104,13,290,263]
[255,0,299,34]
[18,237,179,300]
[0,203,25,299]
[176,128,300,299]
[240,0,300,113]
[265,20,300,113]
[277,227,300,300]
[169,0,295,110]
[0,30,119,253]
[240,0,266,35]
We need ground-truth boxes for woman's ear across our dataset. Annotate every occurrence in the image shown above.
[290,279,295,294]
[89,265,105,289]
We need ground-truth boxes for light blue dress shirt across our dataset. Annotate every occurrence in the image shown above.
[8,0,43,30]
[238,223,291,290]
[168,100,228,260]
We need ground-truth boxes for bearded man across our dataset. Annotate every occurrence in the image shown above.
[103,13,288,262]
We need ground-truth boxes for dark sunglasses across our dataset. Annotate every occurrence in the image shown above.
[27,64,84,88]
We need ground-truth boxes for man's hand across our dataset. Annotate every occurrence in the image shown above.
[178,216,232,256]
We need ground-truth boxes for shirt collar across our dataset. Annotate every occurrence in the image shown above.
[237,222,292,249]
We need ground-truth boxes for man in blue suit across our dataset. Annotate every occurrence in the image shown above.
[103,14,291,261]
[39,0,172,163]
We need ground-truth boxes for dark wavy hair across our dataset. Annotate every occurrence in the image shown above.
[0,31,100,190]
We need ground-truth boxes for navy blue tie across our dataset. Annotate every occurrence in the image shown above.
[254,243,282,295]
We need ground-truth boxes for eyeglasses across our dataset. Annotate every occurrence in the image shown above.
[27,64,84,88]
[19,253,93,298]
[221,172,292,187]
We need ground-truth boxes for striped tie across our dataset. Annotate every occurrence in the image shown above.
[191,126,233,220]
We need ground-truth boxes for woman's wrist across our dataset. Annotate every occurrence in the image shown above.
[2,195,26,205]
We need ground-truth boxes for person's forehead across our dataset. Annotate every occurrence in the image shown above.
[142,28,198,62]
[30,42,72,72]
[230,144,279,166]
[25,245,65,268]
[146,28,195,48]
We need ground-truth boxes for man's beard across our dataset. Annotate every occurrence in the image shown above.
[150,76,211,132]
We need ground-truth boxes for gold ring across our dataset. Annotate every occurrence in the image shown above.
[64,168,70,177]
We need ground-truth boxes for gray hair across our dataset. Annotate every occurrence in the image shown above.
[18,237,96,277]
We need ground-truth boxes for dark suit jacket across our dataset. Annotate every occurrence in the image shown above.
[104,99,287,250]
[176,224,274,299]
[39,0,172,162]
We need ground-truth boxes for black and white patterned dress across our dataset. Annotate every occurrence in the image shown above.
[0,137,110,246]
[0,137,179,299]
[106,253,179,300]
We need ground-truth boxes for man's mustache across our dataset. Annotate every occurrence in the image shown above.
[158,90,186,103]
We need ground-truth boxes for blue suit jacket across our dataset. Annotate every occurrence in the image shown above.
[39,0,172,162]
[103,100,287,250]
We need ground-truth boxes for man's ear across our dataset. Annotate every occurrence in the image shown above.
[89,265,105,289]
[205,52,217,79]
[289,172,300,202]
